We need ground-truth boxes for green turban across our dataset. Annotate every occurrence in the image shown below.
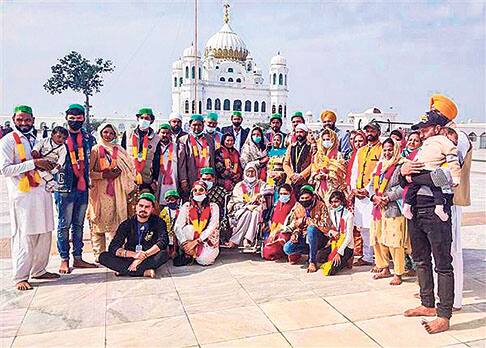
[270,113,282,121]
[200,167,215,175]
[300,184,315,195]
[67,104,85,113]
[138,108,154,116]
[159,123,171,130]
[291,111,303,120]
[190,114,204,122]
[206,112,219,121]
[164,189,180,199]
[14,105,32,115]
[138,192,156,204]
[232,111,242,117]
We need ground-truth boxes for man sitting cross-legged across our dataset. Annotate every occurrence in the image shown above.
[99,193,169,278]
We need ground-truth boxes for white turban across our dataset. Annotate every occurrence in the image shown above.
[295,123,309,132]
[168,112,182,121]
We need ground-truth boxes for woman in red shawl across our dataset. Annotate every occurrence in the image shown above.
[262,184,296,260]
[215,133,243,191]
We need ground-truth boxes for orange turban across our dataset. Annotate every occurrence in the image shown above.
[320,110,337,123]
[430,94,457,121]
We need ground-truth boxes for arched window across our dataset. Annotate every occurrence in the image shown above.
[191,66,195,79]
[198,101,202,114]
[207,98,212,110]
[254,101,259,112]
[261,101,266,113]
[179,77,183,86]
[223,99,230,111]
[233,100,242,111]
[220,77,225,82]
[184,100,189,114]
[228,78,234,82]
[278,73,283,85]
[285,74,287,86]
[215,99,221,110]
[272,73,276,85]
[284,105,287,118]
[278,105,283,115]
[227,67,234,73]
[185,66,189,79]
[272,104,276,114]
[245,100,251,112]
[198,67,202,80]
[191,100,195,114]
[469,132,477,142]
[480,132,486,149]
[174,77,178,87]
[236,78,241,83]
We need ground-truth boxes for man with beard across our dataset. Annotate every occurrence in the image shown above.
[168,112,187,141]
[265,113,287,144]
[285,111,306,146]
[350,120,382,267]
[156,123,178,204]
[178,114,216,199]
[55,104,97,274]
[320,110,351,157]
[205,112,223,150]
[283,123,312,195]
[221,111,249,153]
[99,193,169,278]
[0,105,60,290]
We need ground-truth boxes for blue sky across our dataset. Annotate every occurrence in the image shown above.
[1,0,484,122]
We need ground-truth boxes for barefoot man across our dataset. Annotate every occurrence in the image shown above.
[0,105,60,290]
[401,110,455,334]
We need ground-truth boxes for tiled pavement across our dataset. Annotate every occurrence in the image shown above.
[0,225,485,348]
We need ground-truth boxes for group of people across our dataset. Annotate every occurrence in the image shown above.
[0,94,472,334]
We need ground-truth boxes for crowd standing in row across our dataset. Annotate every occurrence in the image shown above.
[0,94,472,335]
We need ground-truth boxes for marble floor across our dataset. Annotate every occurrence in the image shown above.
[0,223,485,348]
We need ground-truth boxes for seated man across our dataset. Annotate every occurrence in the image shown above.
[174,181,220,266]
[283,185,331,273]
[159,189,181,258]
[99,193,169,278]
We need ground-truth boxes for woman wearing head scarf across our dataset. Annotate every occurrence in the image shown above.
[215,133,243,192]
[87,123,136,262]
[267,132,287,189]
[240,126,268,181]
[225,162,267,249]
[311,129,347,206]
[174,180,220,266]
[367,138,409,285]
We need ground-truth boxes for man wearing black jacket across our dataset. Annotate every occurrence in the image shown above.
[221,111,249,153]
[99,193,169,278]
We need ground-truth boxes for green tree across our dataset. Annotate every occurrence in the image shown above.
[44,51,115,129]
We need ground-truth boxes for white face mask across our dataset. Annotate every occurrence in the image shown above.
[322,140,333,148]
[138,119,151,131]
[245,175,256,183]
[203,180,214,190]
[206,126,216,134]
[193,194,206,202]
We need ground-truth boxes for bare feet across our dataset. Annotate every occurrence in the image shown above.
[143,269,156,278]
[16,281,33,291]
[307,262,317,273]
[404,305,437,317]
[243,239,252,248]
[373,268,392,280]
[389,274,402,286]
[32,272,60,280]
[59,260,70,274]
[403,269,417,277]
[223,241,238,249]
[73,259,98,269]
[421,317,450,334]
[354,258,372,266]
[370,265,383,273]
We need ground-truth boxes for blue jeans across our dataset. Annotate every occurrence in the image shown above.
[283,226,327,263]
[55,189,88,261]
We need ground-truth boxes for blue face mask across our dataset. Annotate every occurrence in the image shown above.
[203,180,214,190]
[167,202,179,210]
[334,205,344,212]
[279,194,291,203]
[138,119,151,131]
[192,194,206,202]
[252,136,262,144]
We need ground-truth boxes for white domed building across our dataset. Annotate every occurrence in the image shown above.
[171,4,288,127]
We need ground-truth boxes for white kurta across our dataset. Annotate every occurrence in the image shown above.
[157,142,178,204]
[0,131,54,281]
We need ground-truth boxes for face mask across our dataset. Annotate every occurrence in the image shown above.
[192,194,206,202]
[167,202,179,210]
[203,180,214,190]
[279,194,291,204]
[333,205,344,212]
[206,126,216,134]
[245,176,256,183]
[138,119,151,131]
[300,199,313,208]
[68,120,83,131]
[192,130,203,137]
[296,135,305,142]
[322,140,333,148]
[252,136,262,144]
[171,125,181,133]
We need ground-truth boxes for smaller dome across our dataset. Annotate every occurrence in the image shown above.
[172,59,182,70]
[254,67,262,75]
[364,107,382,114]
[271,52,286,66]
[183,44,200,58]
